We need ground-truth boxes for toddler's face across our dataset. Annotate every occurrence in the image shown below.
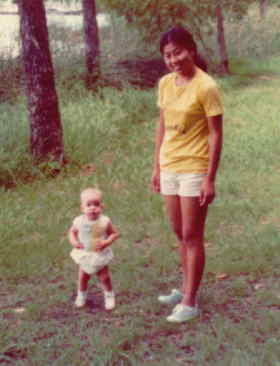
[81,193,103,220]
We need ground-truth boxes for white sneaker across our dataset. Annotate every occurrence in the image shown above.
[166,304,199,323]
[74,294,87,308]
[104,291,115,310]
[171,301,198,314]
[158,289,182,305]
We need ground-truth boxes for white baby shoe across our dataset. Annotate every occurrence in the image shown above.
[104,291,115,310]
[74,291,87,308]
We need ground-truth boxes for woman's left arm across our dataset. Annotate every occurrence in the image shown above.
[200,114,223,206]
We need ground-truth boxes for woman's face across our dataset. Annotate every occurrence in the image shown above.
[163,41,195,76]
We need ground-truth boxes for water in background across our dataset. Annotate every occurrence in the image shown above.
[0,1,109,59]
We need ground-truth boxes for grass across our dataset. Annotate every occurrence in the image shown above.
[1,6,280,366]
[0,58,280,365]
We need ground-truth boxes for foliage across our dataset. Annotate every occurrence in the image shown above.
[225,5,280,59]
[101,0,256,66]
[1,3,280,101]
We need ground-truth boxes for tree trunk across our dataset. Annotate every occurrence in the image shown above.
[82,0,100,87]
[216,4,230,75]
[17,0,64,163]
[260,0,269,19]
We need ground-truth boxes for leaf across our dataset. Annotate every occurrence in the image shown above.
[216,273,229,280]
[14,307,26,313]
[254,283,265,290]
[80,163,96,176]
[112,181,126,191]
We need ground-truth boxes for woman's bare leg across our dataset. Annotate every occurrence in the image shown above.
[179,197,208,307]
[163,195,182,241]
[163,195,188,292]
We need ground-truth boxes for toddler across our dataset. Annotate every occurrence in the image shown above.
[69,187,119,310]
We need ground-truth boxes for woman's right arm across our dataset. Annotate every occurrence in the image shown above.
[151,109,165,193]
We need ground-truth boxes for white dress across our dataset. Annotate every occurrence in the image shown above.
[70,214,114,274]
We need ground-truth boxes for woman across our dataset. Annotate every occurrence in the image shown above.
[152,26,223,323]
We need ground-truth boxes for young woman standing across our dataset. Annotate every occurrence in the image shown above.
[152,26,223,323]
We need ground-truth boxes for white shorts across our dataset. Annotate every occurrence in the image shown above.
[160,172,206,197]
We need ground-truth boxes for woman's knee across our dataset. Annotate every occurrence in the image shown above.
[181,230,203,248]
[173,226,182,241]
[169,220,182,240]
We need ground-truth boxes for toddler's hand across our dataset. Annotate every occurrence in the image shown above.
[75,242,84,249]
[95,240,108,251]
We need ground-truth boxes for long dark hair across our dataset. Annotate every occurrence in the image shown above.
[160,26,207,72]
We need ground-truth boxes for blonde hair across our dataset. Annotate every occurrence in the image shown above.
[80,187,102,204]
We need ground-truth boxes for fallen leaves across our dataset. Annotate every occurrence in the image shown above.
[205,242,214,248]
[14,307,26,313]
[101,152,115,166]
[112,181,124,191]
[80,163,96,176]
[216,273,229,280]
[254,283,265,290]
[259,215,280,231]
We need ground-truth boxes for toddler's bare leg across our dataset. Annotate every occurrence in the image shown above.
[97,266,115,310]
[78,268,91,292]
[96,266,112,292]
[75,268,91,307]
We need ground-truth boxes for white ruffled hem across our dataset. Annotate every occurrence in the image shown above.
[70,247,113,274]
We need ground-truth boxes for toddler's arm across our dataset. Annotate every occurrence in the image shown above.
[95,220,119,251]
[68,225,84,249]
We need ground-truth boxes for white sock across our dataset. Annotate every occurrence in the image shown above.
[104,290,114,297]
[77,290,87,298]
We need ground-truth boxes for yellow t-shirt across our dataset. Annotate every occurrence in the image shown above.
[157,68,223,173]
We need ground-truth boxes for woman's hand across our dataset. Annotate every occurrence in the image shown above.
[152,111,164,194]
[199,177,215,206]
[151,168,160,193]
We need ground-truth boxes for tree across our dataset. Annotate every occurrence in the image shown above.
[175,0,255,72]
[216,4,229,74]
[101,0,187,40]
[47,0,101,87]
[17,0,64,163]
[259,0,269,18]
[82,0,100,87]
[101,0,255,74]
